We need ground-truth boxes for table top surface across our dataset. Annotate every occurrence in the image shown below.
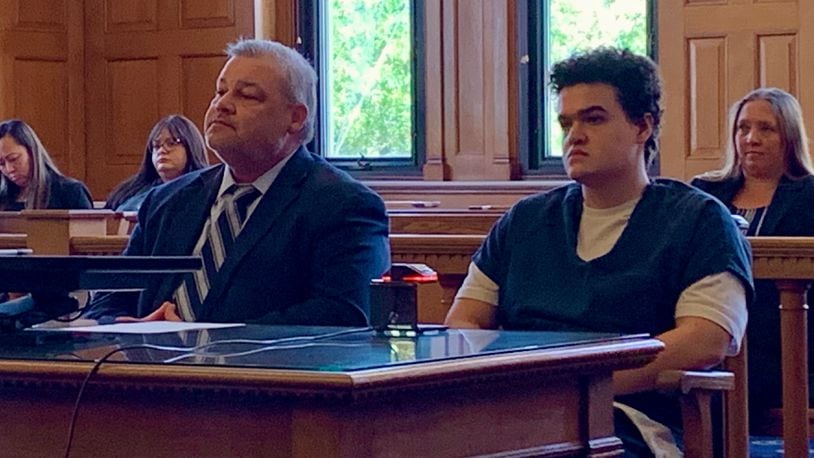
[0,325,645,373]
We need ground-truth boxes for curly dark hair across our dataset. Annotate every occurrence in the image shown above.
[550,47,663,166]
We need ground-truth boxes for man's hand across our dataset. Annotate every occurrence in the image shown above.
[444,297,498,329]
[115,301,182,322]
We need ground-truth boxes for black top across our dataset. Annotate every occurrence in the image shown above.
[4,174,93,210]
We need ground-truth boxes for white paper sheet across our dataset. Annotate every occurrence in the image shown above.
[32,321,245,334]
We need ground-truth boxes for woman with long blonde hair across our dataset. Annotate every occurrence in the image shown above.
[692,87,814,429]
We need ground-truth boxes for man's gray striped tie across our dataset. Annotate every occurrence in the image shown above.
[174,184,260,320]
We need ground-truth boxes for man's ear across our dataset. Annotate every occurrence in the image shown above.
[288,103,308,134]
[635,113,654,144]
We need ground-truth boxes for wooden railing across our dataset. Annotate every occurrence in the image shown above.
[70,235,130,255]
[749,237,814,457]
[389,211,501,235]
[0,210,135,255]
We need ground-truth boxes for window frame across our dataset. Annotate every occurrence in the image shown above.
[517,0,658,178]
[296,0,426,177]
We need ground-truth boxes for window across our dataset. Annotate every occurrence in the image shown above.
[298,0,424,174]
[520,0,654,175]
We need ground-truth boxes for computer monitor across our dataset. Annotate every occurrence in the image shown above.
[0,255,201,332]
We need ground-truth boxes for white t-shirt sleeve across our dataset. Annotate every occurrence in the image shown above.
[454,262,499,306]
[675,271,747,356]
[454,262,747,357]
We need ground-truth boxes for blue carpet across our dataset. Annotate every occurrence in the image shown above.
[750,436,814,457]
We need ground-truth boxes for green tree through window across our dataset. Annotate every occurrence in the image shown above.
[325,0,413,160]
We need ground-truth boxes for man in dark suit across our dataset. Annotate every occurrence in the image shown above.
[84,39,389,326]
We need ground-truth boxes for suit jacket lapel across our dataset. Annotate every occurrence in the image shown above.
[150,167,224,307]
[199,148,313,318]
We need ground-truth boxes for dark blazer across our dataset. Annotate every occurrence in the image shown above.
[3,174,93,210]
[692,175,814,236]
[692,174,814,421]
[84,147,390,326]
[47,174,94,209]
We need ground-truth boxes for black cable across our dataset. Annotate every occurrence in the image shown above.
[164,342,368,363]
[63,343,197,458]
[186,326,372,353]
[63,327,372,457]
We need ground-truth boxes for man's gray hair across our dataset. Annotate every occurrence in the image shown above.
[226,38,317,143]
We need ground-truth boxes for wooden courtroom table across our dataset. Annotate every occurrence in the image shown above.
[0,325,661,457]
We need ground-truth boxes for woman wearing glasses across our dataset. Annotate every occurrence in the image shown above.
[0,119,93,211]
[104,114,209,211]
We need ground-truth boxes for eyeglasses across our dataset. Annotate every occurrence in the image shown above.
[151,138,183,151]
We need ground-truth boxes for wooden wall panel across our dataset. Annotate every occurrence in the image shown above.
[13,60,68,163]
[181,0,235,29]
[182,54,229,163]
[436,0,514,181]
[85,0,254,198]
[421,0,446,180]
[253,0,296,45]
[659,1,807,180]
[758,34,797,94]
[108,59,160,165]
[0,0,83,178]
[440,0,459,180]
[105,0,157,32]
[484,0,512,177]
[16,0,67,31]
[800,0,814,136]
[688,38,726,160]
[456,2,485,161]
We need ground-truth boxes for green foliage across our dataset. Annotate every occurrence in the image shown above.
[547,0,648,157]
[326,0,412,159]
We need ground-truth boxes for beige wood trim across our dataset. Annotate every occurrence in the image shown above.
[422,0,447,180]
[751,237,814,278]
[254,0,296,45]
[750,237,814,457]
[0,234,26,249]
[70,235,129,254]
[389,213,500,235]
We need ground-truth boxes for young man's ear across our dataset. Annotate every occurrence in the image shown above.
[635,113,654,144]
[288,104,308,134]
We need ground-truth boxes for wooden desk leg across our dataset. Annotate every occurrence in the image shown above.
[778,280,810,458]
[583,376,623,456]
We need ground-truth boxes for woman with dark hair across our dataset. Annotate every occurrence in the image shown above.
[105,114,209,211]
[692,87,814,429]
[0,119,92,210]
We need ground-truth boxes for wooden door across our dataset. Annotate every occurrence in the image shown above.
[0,0,85,178]
[84,0,254,199]
[659,0,814,180]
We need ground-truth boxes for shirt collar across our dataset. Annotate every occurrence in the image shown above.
[217,151,297,199]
